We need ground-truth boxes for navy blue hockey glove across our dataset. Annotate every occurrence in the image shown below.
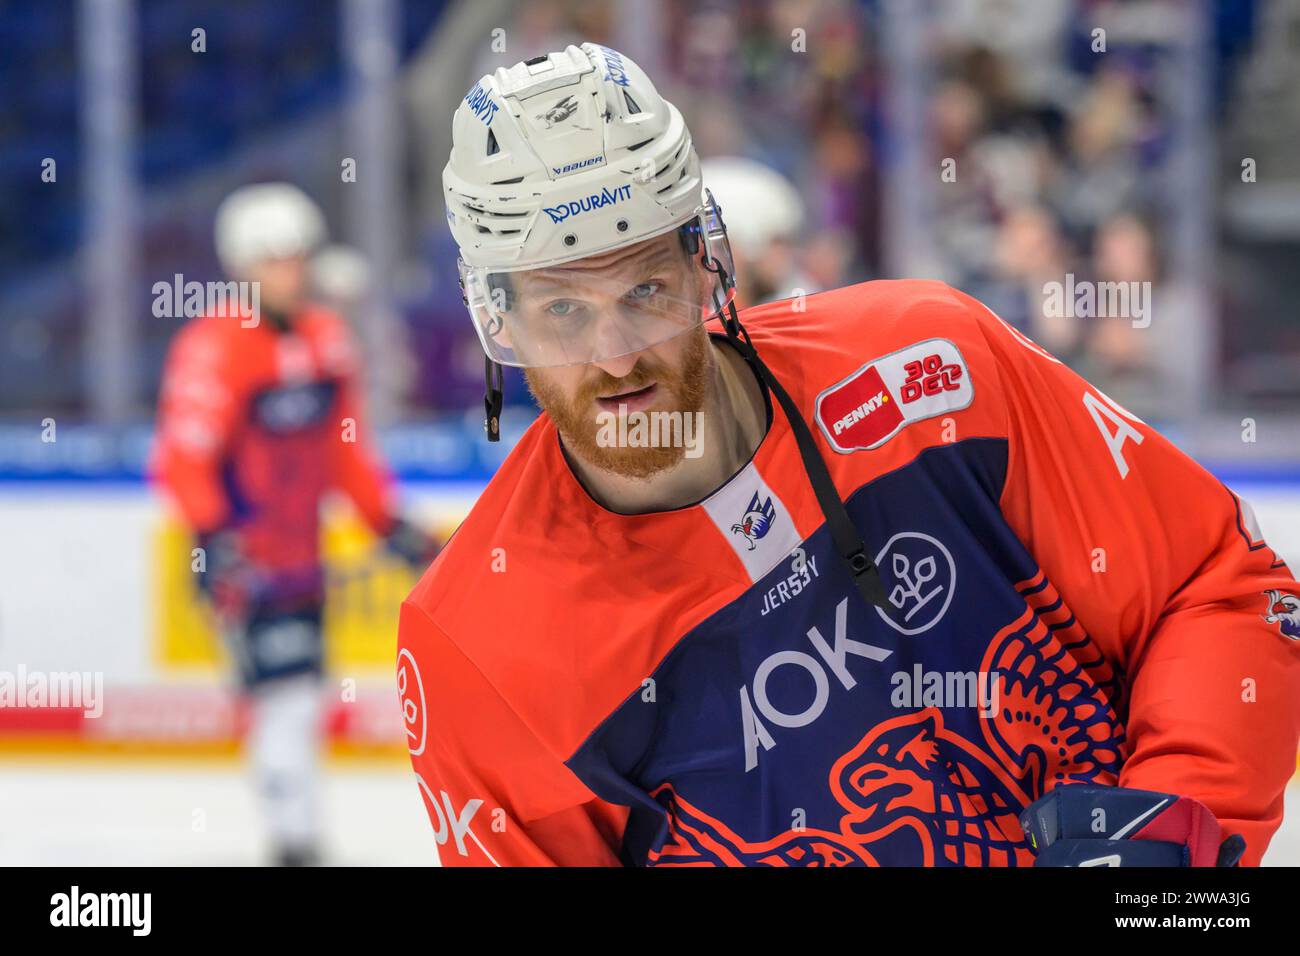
[1019,784,1247,867]
[384,517,441,570]
[194,529,248,613]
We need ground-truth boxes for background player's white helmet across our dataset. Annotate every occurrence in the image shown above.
[444,43,735,368]
[699,156,805,249]
[215,183,327,276]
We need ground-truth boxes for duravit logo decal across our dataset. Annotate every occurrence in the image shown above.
[464,82,499,126]
[597,45,631,87]
[543,183,633,224]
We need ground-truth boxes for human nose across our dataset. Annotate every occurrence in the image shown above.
[589,348,642,379]
[583,306,644,376]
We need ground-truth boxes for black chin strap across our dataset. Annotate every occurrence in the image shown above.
[718,298,889,611]
[484,357,504,441]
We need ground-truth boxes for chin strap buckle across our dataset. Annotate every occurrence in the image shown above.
[845,548,888,609]
[484,358,504,442]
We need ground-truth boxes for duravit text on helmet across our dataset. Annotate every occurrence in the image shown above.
[463,83,499,126]
[596,45,630,87]
[543,183,634,224]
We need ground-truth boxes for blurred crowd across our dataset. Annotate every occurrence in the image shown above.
[0,0,1289,424]
[629,0,1265,418]
[316,0,1288,421]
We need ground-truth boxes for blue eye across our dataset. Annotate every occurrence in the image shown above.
[546,300,578,317]
[628,282,660,300]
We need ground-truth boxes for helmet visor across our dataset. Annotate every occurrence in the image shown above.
[460,199,735,369]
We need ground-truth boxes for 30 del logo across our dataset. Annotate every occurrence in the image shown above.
[901,353,963,403]
[815,339,973,453]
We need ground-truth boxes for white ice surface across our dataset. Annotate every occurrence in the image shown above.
[1,761,1297,866]
[0,762,438,866]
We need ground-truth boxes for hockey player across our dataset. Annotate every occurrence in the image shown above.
[398,45,1300,867]
[155,183,438,866]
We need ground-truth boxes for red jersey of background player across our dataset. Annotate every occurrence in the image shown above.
[154,304,395,601]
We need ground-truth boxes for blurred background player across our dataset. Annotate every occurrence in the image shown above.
[152,183,438,865]
[699,156,811,306]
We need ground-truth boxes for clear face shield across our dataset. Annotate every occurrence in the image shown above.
[459,192,736,369]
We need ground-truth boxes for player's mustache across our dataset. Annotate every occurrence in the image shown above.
[578,361,677,405]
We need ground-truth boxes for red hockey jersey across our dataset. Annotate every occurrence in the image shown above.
[153,304,395,593]
[398,279,1300,867]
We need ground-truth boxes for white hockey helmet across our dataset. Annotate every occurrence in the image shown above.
[443,43,735,369]
[698,157,805,250]
[215,182,327,276]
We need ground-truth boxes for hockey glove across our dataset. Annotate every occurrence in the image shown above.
[194,529,251,617]
[1019,784,1247,867]
[384,517,441,570]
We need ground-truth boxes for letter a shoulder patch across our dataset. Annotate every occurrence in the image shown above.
[814,338,973,453]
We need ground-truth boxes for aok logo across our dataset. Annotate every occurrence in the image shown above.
[900,353,963,404]
[739,597,893,772]
[875,531,956,636]
[396,648,426,756]
[415,774,500,866]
